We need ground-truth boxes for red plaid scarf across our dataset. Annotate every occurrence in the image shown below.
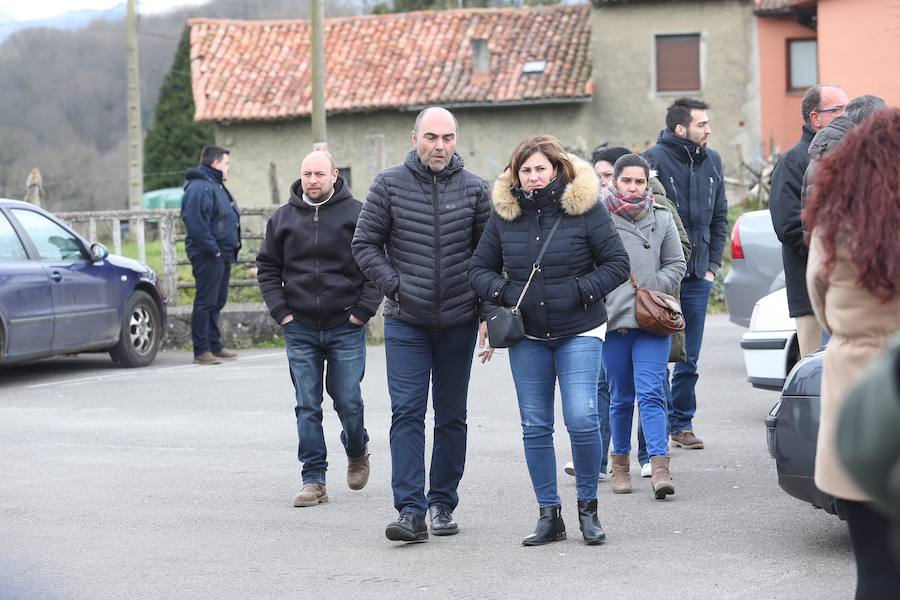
[601,184,654,223]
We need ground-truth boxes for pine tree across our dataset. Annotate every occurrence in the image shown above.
[143,26,214,191]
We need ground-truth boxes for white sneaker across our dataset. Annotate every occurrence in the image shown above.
[640,462,652,478]
[564,461,575,476]
[597,471,609,482]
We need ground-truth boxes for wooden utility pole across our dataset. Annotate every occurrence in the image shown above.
[310,0,327,152]
[126,0,144,210]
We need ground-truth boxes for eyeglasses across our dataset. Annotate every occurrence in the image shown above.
[814,105,845,115]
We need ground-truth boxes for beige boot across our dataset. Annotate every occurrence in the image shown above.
[293,483,328,507]
[610,453,632,494]
[347,452,370,490]
[650,456,675,499]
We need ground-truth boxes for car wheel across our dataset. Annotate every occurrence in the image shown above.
[110,290,161,368]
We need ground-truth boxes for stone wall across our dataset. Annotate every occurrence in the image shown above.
[163,302,385,349]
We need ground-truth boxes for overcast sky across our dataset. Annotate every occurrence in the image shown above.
[0,0,205,21]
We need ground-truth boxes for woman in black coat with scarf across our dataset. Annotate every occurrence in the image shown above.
[469,135,629,546]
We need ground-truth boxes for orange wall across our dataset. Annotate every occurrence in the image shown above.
[818,0,900,104]
[757,16,815,157]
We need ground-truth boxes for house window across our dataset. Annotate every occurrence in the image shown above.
[787,39,817,92]
[339,167,352,191]
[655,34,701,93]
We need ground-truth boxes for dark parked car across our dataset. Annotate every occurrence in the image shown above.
[0,199,166,367]
[765,350,841,516]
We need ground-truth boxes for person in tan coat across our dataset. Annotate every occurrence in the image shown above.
[805,107,900,599]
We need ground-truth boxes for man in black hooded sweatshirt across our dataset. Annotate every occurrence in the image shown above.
[256,151,383,509]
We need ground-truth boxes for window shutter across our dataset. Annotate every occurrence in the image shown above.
[656,35,701,92]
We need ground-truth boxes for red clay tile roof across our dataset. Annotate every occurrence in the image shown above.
[754,0,816,14]
[189,5,592,122]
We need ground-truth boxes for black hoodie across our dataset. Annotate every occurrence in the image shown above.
[256,176,383,329]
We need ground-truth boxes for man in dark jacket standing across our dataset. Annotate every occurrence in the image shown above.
[352,107,491,543]
[257,151,382,509]
[181,145,241,365]
[645,98,728,450]
[770,84,848,358]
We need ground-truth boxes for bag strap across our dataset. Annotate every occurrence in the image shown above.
[629,273,640,289]
[514,216,564,310]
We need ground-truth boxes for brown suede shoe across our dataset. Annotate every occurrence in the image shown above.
[193,352,222,365]
[347,452,370,490]
[610,453,632,494]
[213,349,238,360]
[293,483,328,507]
[650,456,675,499]
[670,429,705,449]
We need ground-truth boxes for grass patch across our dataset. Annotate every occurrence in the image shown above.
[104,237,263,305]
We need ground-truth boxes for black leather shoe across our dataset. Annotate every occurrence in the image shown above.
[577,499,606,545]
[385,512,428,543]
[429,504,459,536]
[522,505,566,546]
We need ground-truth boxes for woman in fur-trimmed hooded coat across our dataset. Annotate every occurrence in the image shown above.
[469,136,629,547]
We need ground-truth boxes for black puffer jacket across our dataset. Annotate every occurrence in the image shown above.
[256,176,383,329]
[645,129,728,278]
[469,156,630,339]
[352,150,491,329]
[770,125,815,317]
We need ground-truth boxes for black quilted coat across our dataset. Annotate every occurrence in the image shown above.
[352,150,491,330]
[468,156,630,339]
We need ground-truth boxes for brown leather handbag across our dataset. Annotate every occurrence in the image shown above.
[630,274,685,336]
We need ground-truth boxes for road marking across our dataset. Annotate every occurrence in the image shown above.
[24,352,285,390]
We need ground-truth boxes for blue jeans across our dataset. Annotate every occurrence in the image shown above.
[602,361,652,468]
[283,319,369,485]
[594,365,643,472]
[597,367,611,475]
[190,255,231,355]
[384,319,478,518]
[604,329,671,458]
[669,277,713,433]
[509,336,603,507]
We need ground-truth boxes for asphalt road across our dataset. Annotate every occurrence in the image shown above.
[0,315,854,599]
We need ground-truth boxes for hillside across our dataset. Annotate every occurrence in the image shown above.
[0,0,362,211]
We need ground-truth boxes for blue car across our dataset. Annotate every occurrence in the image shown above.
[0,199,166,367]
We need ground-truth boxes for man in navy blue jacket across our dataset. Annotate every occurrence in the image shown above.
[181,145,241,365]
[645,98,728,450]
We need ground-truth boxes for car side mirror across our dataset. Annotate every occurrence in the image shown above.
[90,243,109,262]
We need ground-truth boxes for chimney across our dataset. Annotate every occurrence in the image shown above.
[471,38,490,83]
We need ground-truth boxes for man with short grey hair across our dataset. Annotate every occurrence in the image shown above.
[353,106,490,543]
[770,84,848,357]
[801,94,886,216]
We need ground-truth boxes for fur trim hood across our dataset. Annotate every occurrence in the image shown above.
[491,154,600,222]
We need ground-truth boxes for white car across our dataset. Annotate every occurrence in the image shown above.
[739,289,799,391]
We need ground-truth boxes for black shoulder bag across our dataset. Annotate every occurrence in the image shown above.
[486,216,563,348]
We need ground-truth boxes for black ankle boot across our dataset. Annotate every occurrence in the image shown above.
[578,499,606,545]
[522,505,566,546]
